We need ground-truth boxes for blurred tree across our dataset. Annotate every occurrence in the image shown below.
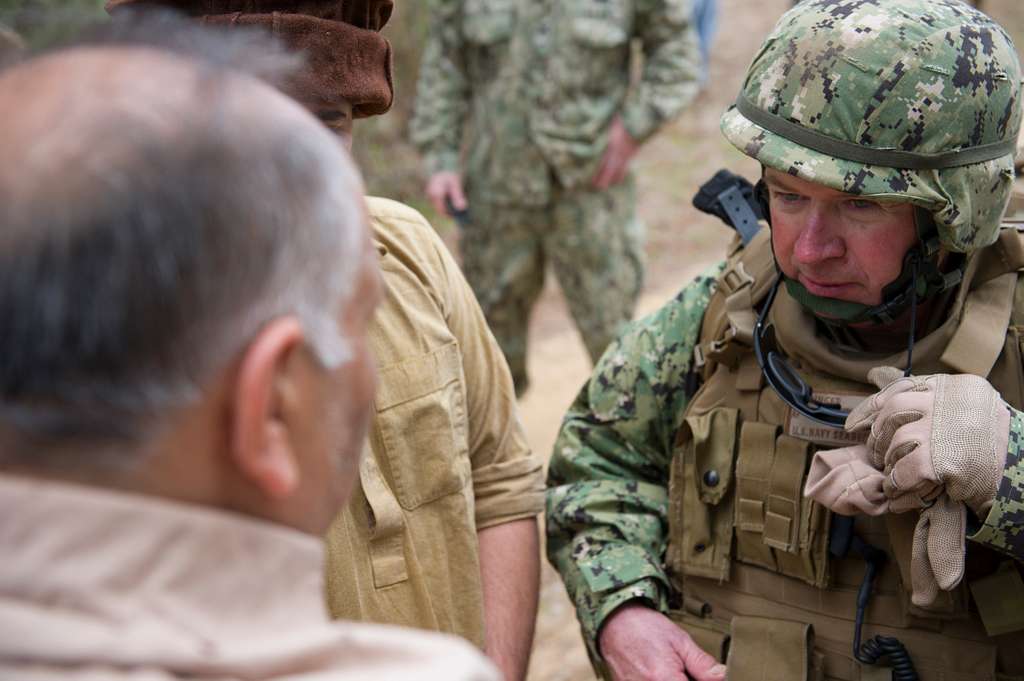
[0,0,107,48]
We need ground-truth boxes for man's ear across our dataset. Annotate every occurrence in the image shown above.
[229,317,305,501]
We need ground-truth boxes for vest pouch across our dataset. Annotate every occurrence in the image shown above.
[726,615,814,681]
[667,609,730,663]
[668,408,740,582]
[734,424,830,588]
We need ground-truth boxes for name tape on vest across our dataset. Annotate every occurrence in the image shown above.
[785,392,869,447]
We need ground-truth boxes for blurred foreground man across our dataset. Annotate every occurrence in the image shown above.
[410,0,701,394]
[546,1,1024,680]
[0,22,496,681]
[106,3,545,679]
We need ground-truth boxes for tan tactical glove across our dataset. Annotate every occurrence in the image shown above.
[844,367,1010,605]
[846,367,1009,518]
[910,495,966,606]
[804,439,966,605]
[804,445,889,517]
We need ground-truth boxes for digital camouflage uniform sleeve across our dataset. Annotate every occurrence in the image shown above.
[545,263,724,659]
[969,407,1024,560]
[409,0,467,174]
[620,0,701,143]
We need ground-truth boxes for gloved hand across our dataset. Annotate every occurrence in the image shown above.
[845,367,1009,605]
[805,442,965,605]
[910,495,966,606]
[846,367,1009,519]
[804,445,889,517]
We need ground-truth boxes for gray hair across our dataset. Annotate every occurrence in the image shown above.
[0,12,366,460]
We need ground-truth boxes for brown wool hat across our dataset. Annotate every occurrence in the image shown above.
[106,0,394,117]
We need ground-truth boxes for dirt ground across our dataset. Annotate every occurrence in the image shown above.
[512,1,1024,679]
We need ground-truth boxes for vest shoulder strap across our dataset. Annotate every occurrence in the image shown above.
[695,228,775,381]
[953,225,1024,404]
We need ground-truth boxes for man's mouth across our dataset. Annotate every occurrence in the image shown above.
[798,274,855,298]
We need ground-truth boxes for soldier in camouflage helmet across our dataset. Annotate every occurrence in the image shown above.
[409,0,701,394]
[545,1,1024,679]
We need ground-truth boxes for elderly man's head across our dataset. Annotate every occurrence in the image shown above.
[0,18,381,534]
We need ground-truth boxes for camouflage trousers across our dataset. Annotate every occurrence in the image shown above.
[461,177,644,394]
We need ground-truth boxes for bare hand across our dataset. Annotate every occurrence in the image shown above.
[592,117,639,190]
[425,171,467,217]
[598,603,727,681]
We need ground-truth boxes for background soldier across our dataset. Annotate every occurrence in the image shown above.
[410,0,701,394]
[546,1,1024,679]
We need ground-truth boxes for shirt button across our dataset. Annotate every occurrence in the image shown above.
[703,469,720,487]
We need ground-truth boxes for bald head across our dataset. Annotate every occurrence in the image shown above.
[0,25,369,463]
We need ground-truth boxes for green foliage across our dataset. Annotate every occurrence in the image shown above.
[0,0,107,48]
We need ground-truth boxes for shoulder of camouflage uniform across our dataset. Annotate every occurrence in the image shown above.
[584,263,724,425]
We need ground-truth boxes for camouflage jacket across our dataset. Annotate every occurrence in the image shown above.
[545,264,1024,659]
[409,0,700,205]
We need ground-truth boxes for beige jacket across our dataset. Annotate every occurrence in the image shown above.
[0,474,499,681]
[324,198,545,645]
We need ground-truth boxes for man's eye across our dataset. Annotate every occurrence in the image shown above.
[772,191,803,203]
[846,199,881,211]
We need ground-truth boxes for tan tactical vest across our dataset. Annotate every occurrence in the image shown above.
[666,211,1024,681]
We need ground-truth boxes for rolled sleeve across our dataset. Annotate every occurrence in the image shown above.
[473,457,545,529]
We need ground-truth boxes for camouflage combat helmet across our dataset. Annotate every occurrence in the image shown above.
[724,0,1021,255]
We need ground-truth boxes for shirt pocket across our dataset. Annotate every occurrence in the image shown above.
[462,0,515,45]
[569,0,631,48]
[560,0,632,93]
[375,342,471,510]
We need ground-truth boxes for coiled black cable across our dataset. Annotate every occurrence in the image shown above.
[856,634,918,681]
[831,516,920,681]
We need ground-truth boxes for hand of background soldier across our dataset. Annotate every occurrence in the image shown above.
[592,117,639,190]
[425,171,467,218]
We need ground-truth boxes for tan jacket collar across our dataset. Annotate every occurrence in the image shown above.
[0,474,329,670]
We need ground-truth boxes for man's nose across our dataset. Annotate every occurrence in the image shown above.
[792,206,844,264]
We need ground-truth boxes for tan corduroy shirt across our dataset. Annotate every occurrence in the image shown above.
[0,474,499,681]
[324,197,544,646]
